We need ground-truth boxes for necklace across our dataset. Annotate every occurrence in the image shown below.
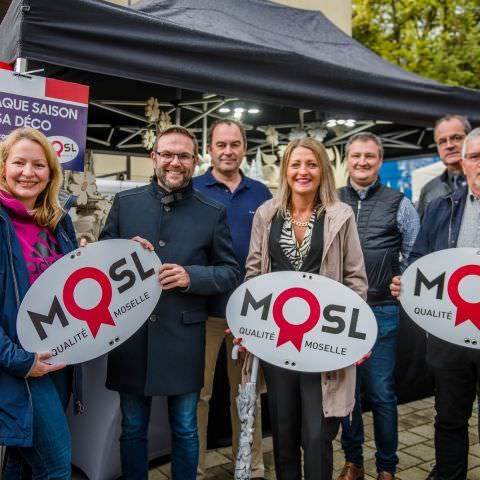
[289,206,318,228]
[290,218,310,228]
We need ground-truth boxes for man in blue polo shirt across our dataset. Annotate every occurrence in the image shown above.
[194,118,271,480]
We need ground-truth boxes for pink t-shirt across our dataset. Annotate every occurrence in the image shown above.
[0,192,63,284]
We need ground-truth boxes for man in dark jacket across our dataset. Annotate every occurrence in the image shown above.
[417,115,471,218]
[392,127,480,480]
[100,125,240,480]
[337,132,420,480]
[413,113,472,480]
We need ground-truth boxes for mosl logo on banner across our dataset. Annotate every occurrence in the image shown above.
[17,240,162,364]
[49,135,80,164]
[400,247,480,349]
[226,271,377,372]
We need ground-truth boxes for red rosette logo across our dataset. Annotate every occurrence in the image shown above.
[272,287,321,352]
[447,265,480,330]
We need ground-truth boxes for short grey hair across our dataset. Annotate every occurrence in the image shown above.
[434,114,472,141]
[345,132,383,159]
[462,127,480,158]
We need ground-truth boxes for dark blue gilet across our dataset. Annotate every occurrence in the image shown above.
[339,181,403,305]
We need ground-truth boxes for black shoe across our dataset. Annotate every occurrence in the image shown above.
[425,465,436,480]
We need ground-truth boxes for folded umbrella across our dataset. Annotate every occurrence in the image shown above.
[234,354,260,480]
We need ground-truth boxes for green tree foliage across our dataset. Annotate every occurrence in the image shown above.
[352,0,480,89]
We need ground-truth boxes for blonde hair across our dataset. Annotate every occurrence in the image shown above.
[277,137,337,217]
[0,127,64,229]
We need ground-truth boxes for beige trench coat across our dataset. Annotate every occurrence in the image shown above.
[244,198,368,418]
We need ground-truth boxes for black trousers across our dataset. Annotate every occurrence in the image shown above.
[262,362,341,480]
[431,360,480,480]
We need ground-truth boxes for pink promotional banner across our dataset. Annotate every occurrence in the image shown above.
[0,67,89,171]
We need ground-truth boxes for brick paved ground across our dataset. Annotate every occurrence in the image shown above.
[147,397,480,480]
[72,396,479,479]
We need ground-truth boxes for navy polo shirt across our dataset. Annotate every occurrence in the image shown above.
[193,167,272,317]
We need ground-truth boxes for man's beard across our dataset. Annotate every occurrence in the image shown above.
[155,166,192,191]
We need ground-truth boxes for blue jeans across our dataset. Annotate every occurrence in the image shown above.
[4,371,71,480]
[341,304,399,475]
[119,391,199,480]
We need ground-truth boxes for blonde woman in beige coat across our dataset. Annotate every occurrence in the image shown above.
[243,137,367,480]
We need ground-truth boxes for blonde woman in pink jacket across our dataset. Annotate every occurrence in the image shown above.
[244,137,367,480]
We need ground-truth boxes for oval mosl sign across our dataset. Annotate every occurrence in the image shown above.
[17,239,162,364]
[400,247,480,349]
[226,271,377,372]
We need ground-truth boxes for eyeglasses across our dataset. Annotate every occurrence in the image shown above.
[464,152,480,164]
[155,151,195,163]
[436,134,465,148]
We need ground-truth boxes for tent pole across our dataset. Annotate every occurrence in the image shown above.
[14,57,28,74]
[202,100,208,158]
[175,88,182,124]
[13,58,47,77]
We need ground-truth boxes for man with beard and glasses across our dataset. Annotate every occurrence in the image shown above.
[193,119,271,480]
[100,125,240,480]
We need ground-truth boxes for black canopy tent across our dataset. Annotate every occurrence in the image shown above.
[0,0,451,417]
[1,0,480,128]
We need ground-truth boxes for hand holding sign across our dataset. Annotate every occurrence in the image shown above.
[29,352,65,377]
[130,236,190,290]
[132,235,154,251]
[390,275,401,298]
[159,264,191,290]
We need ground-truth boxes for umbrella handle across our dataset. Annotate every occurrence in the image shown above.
[251,355,259,383]
[232,344,239,360]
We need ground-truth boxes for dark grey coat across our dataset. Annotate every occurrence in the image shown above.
[99,180,240,395]
[416,169,453,218]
